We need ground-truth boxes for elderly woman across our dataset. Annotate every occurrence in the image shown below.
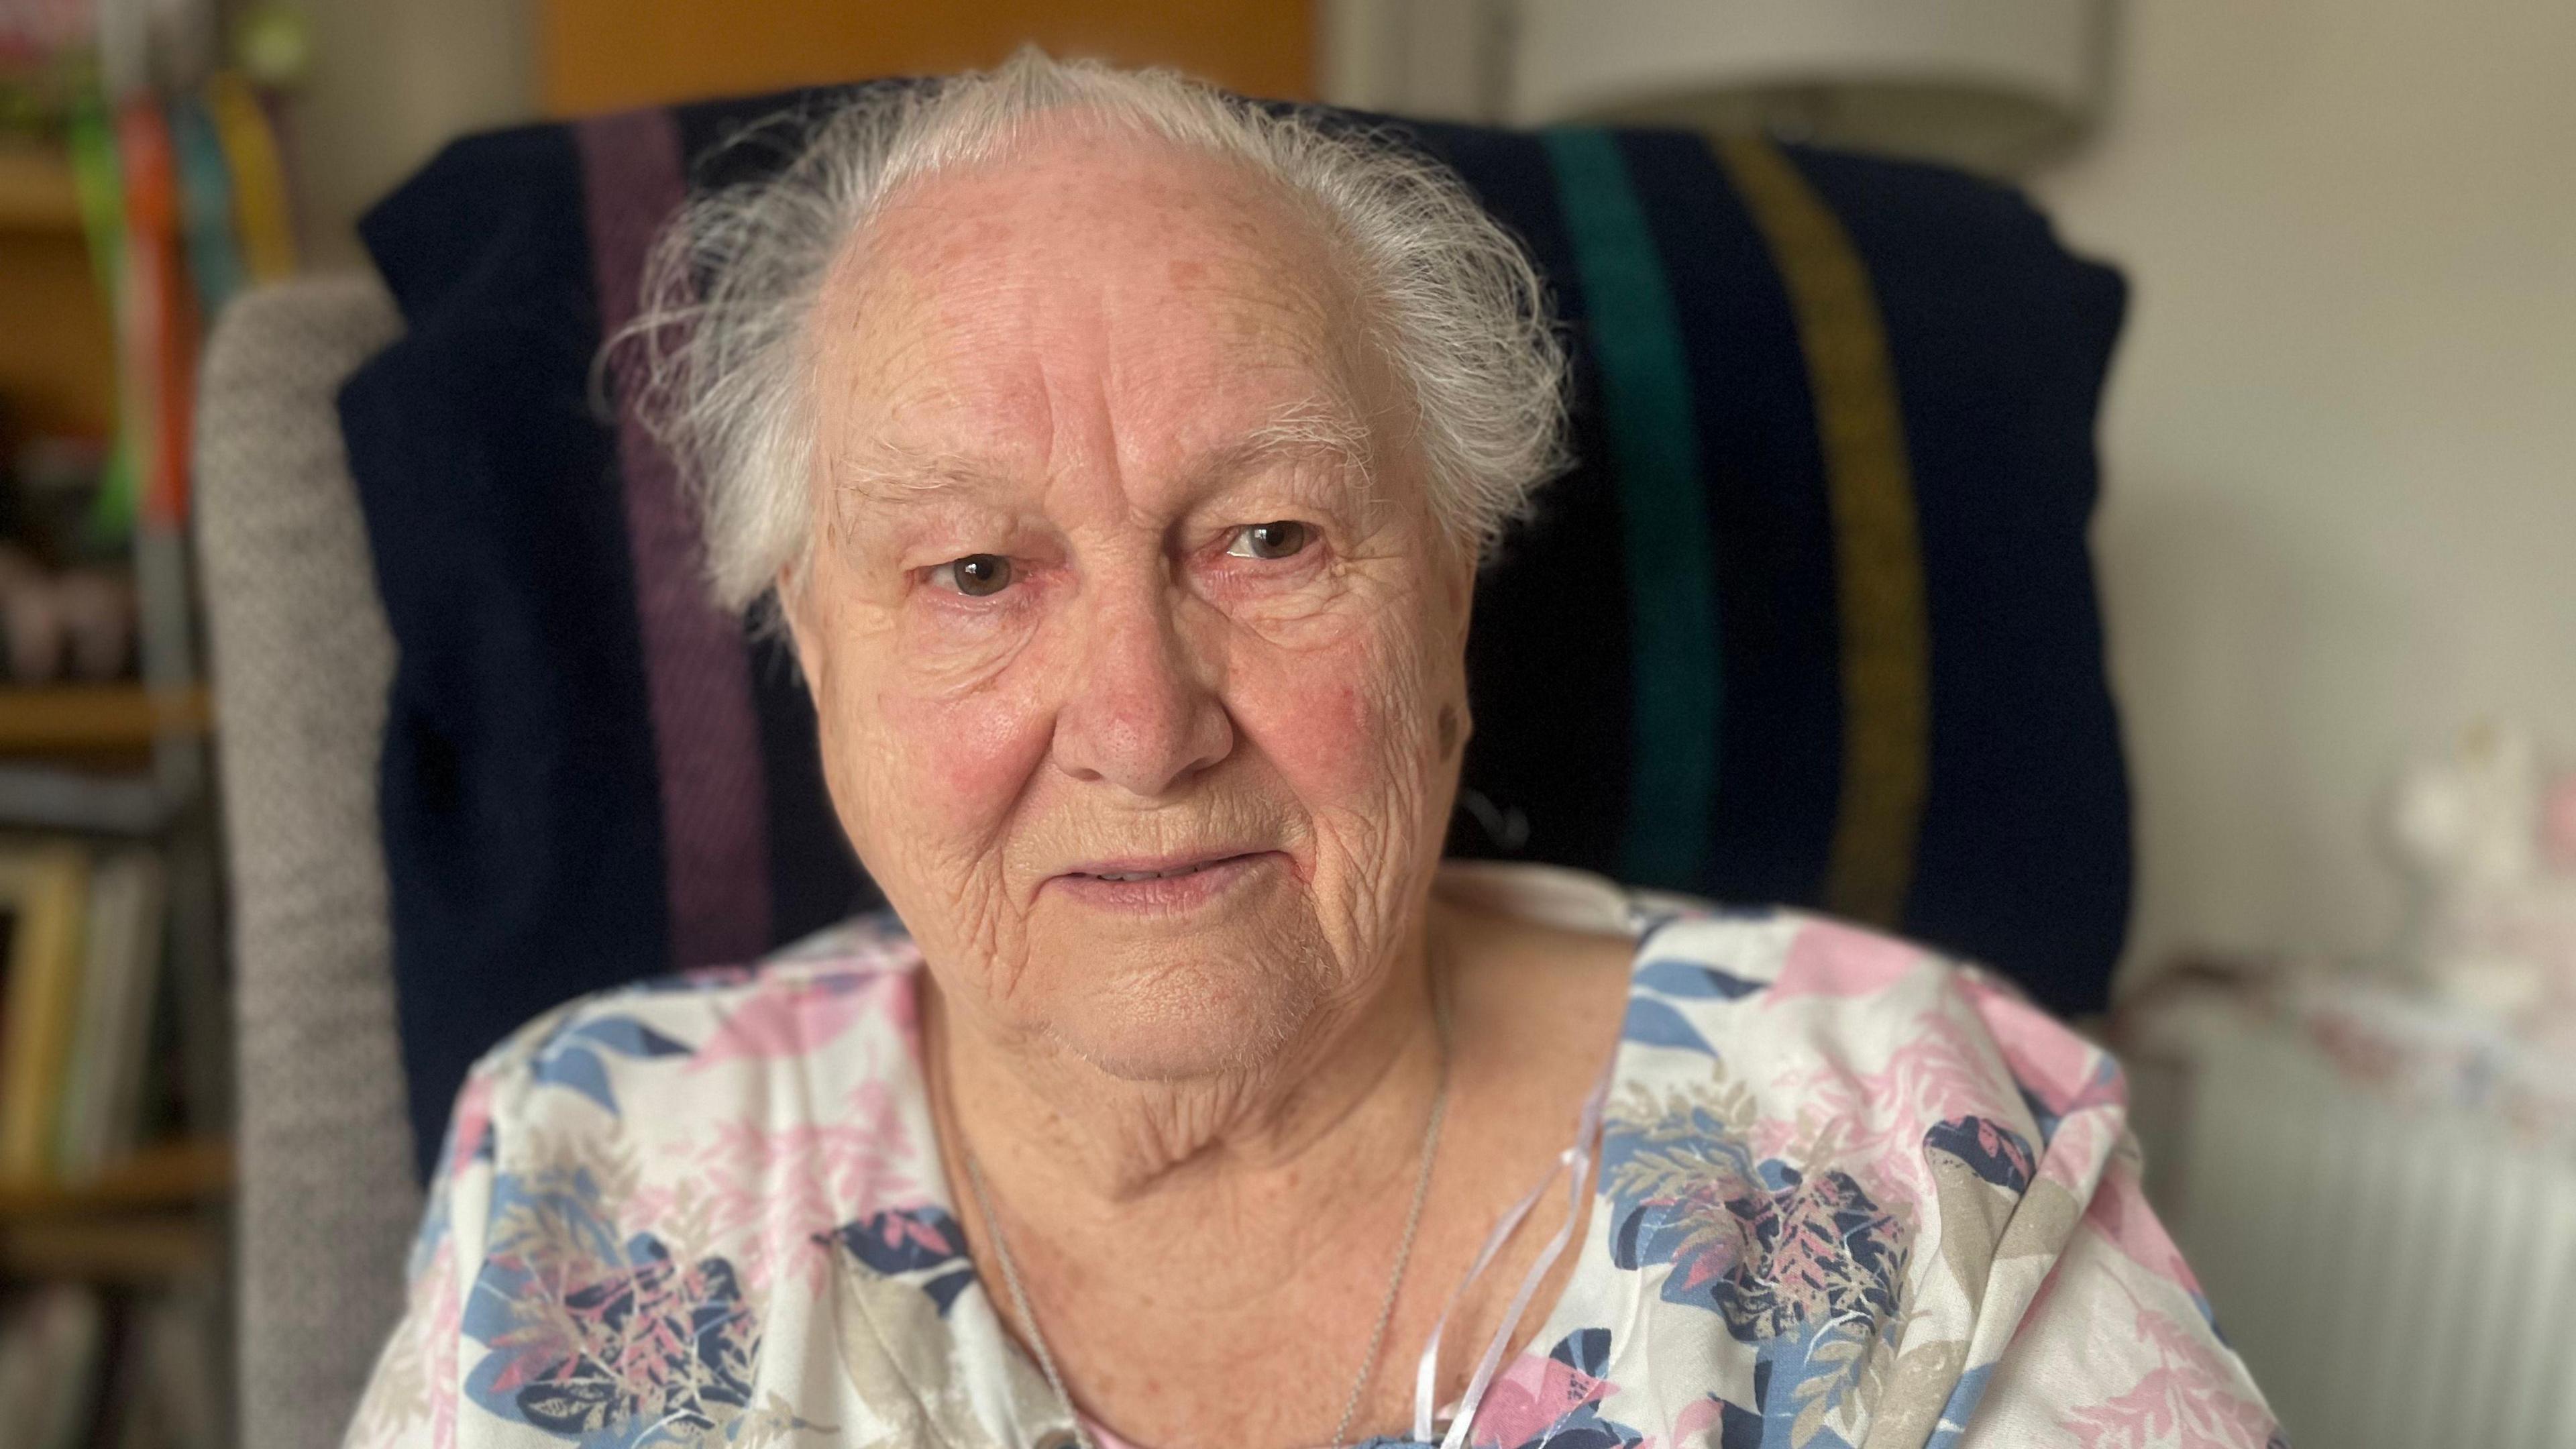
[347,54,2273,1449]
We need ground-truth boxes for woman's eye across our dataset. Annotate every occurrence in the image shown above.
[1225,521,1311,561]
[929,554,1014,597]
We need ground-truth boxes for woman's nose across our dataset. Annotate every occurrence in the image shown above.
[1050,582,1233,798]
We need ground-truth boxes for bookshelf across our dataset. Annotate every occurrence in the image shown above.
[1,1218,214,1283]
[1,125,236,1446]
[0,685,213,753]
[0,1141,229,1283]
[0,143,83,231]
[0,143,114,458]
[3,21,301,1434]
[0,1138,231,1218]
[0,672,233,1443]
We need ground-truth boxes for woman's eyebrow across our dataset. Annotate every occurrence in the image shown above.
[1189,399,1379,492]
[829,441,1016,506]
[1244,397,1376,462]
[830,398,1377,510]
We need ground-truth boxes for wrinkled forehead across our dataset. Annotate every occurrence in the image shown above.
[806,130,1393,494]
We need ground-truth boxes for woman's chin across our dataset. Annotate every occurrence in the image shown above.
[1027,937,1332,1083]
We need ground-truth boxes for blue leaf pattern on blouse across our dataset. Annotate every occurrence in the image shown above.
[1618,998,1717,1055]
[1633,959,1767,1000]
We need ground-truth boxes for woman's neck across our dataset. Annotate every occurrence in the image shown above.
[916,887,1640,1449]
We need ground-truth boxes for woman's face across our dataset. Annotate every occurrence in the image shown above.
[782,133,1476,1081]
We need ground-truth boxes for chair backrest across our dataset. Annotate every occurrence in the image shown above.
[339,90,2133,1185]
[199,276,419,1449]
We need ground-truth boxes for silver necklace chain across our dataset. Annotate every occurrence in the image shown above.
[961,1033,1452,1449]
[1325,1073,1448,1448]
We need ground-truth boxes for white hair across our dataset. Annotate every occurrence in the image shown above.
[623,48,1570,616]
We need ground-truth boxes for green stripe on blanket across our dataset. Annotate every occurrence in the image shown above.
[1542,127,1721,892]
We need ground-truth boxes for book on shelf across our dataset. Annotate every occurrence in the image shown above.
[0,1281,220,1449]
[0,1283,107,1448]
[0,844,90,1183]
[0,837,178,1185]
[0,763,171,835]
[57,849,167,1176]
[131,1287,222,1449]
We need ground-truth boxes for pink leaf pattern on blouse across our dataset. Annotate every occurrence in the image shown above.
[2084,1148,2207,1301]
[1956,969,2126,1124]
[2063,1283,2277,1448]
[688,968,905,1069]
[1770,919,1925,1002]
[1755,1006,2007,1212]
[627,1078,920,1297]
[1469,1344,1619,1448]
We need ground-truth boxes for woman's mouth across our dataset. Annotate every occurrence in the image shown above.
[1083,859,1234,882]
[1050,851,1277,910]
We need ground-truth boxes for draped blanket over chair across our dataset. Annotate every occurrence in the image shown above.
[338,91,2131,1179]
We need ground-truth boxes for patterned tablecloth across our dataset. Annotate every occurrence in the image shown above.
[2282,973,2576,1157]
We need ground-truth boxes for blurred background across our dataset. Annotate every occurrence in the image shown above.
[0,1,2571,1446]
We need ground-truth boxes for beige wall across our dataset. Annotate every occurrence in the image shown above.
[281,0,537,268]
[2028,0,2576,981]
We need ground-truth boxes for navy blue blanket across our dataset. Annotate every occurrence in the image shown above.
[343,89,2129,1180]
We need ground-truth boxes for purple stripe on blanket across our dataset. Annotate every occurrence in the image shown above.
[577,108,771,967]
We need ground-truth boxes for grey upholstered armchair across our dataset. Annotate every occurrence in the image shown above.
[197,277,423,1449]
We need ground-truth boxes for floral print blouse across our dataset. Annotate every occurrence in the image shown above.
[343,864,2279,1449]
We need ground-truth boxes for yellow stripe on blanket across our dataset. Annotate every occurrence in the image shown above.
[1715,136,1931,928]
